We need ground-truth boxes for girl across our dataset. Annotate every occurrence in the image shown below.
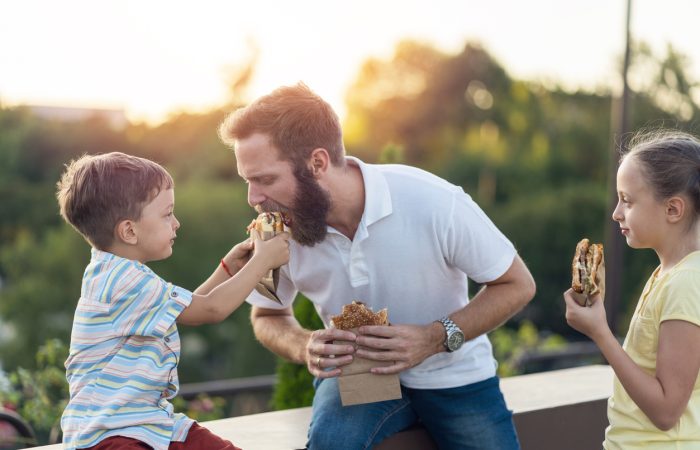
[564,130,700,449]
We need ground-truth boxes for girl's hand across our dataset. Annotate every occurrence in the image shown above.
[563,288,610,341]
[222,238,254,275]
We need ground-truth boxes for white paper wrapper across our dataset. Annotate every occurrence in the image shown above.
[254,229,286,304]
[247,213,290,305]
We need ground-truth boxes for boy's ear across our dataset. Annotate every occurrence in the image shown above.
[666,196,685,224]
[307,148,330,178]
[115,219,138,245]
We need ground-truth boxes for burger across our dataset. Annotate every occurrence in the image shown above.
[246,212,291,304]
[331,301,388,330]
[247,212,290,236]
[571,238,605,306]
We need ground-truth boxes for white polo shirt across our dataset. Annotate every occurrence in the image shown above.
[246,157,516,389]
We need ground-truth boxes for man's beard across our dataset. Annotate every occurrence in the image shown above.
[257,165,331,246]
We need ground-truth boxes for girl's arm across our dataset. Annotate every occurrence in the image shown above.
[564,290,700,430]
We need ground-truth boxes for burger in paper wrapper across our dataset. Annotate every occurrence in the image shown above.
[247,212,290,304]
[331,301,401,406]
[571,238,606,307]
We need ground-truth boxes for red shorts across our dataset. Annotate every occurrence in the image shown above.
[82,423,242,450]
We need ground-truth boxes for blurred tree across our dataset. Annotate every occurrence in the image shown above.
[628,42,700,124]
[1,39,698,397]
[342,38,696,343]
[0,226,87,369]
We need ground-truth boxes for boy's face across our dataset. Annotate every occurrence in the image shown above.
[133,188,179,262]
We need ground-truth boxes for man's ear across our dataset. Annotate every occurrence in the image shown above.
[308,148,330,177]
[666,196,686,224]
[115,219,138,245]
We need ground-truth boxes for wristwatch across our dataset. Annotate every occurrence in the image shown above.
[438,317,465,352]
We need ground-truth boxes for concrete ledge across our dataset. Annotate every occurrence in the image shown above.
[27,365,613,450]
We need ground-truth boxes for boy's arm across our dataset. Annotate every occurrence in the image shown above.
[194,239,253,296]
[178,234,289,326]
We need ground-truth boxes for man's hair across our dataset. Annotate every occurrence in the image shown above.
[56,152,174,250]
[219,82,345,168]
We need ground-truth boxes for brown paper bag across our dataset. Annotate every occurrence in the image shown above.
[334,329,402,406]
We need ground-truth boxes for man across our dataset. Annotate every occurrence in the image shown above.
[219,83,536,449]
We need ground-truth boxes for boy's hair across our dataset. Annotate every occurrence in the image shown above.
[218,82,345,169]
[622,129,700,225]
[56,152,174,250]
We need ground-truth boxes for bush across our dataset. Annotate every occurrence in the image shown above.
[0,339,69,445]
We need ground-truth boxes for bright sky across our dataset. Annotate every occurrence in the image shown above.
[1,0,698,124]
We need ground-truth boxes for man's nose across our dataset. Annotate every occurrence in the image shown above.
[247,184,266,207]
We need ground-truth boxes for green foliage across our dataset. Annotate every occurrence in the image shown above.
[170,394,227,422]
[0,339,69,444]
[0,227,87,370]
[271,295,323,410]
[0,340,231,445]
[488,183,608,335]
[489,321,567,377]
[1,39,699,420]
[343,38,700,342]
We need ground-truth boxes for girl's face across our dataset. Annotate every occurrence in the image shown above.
[612,156,668,250]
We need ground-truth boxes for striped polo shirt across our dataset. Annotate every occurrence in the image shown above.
[61,249,194,450]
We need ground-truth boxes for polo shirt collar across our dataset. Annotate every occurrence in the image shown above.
[347,156,392,227]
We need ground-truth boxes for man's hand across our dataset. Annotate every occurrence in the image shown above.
[354,323,444,375]
[305,328,357,379]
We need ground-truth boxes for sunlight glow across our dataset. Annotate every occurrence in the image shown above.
[1,0,698,124]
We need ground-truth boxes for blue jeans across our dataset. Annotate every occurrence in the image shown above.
[307,376,519,450]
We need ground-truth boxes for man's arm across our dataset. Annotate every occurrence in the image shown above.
[251,305,357,378]
[357,255,536,374]
[250,305,310,363]
[451,254,536,340]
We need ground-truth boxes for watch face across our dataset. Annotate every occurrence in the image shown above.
[447,331,465,351]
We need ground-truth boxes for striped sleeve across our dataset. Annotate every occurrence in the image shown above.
[78,260,192,339]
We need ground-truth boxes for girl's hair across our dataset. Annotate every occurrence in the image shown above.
[622,129,700,225]
[56,152,174,250]
[218,82,345,170]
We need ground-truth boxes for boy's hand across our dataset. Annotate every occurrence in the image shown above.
[563,288,609,341]
[252,230,290,269]
[222,238,254,275]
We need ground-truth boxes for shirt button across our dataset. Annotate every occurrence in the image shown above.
[164,337,170,342]
[171,291,178,298]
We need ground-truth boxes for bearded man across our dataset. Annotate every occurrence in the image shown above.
[219,83,536,450]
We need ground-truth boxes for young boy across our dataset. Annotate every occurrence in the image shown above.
[56,152,289,450]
